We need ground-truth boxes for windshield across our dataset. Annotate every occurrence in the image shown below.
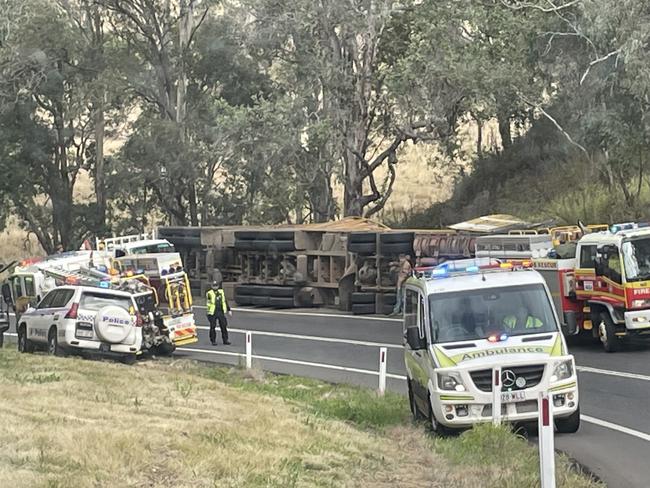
[429,284,558,343]
[131,243,175,254]
[621,238,650,281]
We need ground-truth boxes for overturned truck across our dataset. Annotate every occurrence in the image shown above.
[158,215,528,315]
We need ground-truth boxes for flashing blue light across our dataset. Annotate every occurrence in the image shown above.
[466,266,479,273]
[99,281,110,288]
[500,333,508,342]
[431,268,449,279]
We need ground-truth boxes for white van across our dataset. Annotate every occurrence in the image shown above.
[17,286,143,364]
[403,262,579,435]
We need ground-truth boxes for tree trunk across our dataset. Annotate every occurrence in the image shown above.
[497,110,512,151]
[94,97,107,234]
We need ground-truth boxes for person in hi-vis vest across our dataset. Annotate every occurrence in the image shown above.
[206,281,232,345]
[503,306,543,330]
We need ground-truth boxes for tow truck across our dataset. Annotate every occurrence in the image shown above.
[3,247,198,351]
[403,259,579,434]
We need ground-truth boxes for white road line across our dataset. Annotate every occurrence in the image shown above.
[195,325,401,349]
[194,305,402,323]
[576,366,650,382]
[581,415,650,443]
[180,347,405,379]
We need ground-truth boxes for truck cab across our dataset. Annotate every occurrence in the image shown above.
[403,261,579,435]
[574,225,650,351]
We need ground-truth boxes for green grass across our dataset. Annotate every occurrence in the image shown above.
[202,367,408,429]
[0,346,602,488]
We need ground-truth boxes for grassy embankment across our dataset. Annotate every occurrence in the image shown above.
[0,347,601,487]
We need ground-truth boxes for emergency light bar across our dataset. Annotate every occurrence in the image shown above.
[610,222,650,233]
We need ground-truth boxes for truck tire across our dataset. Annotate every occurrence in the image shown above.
[234,294,254,306]
[234,239,256,251]
[268,297,295,308]
[264,286,295,298]
[352,303,375,315]
[252,240,295,253]
[236,285,266,296]
[351,292,376,304]
[349,232,378,244]
[348,242,376,254]
[380,232,414,244]
[380,293,397,305]
[18,325,34,353]
[249,296,270,306]
[380,242,413,255]
[555,405,580,434]
[598,312,622,352]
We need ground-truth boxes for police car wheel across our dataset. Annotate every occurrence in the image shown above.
[408,380,424,421]
[18,326,34,353]
[599,313,622,353]
[47,328,65,357]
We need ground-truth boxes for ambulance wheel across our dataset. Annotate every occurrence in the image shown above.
[427,396,457,437]
[598,312,622,353]
[556,405,581,434]
[408,380,425,422]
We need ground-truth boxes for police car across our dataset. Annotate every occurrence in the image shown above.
[403,259,580,435]
[16,285,142,364]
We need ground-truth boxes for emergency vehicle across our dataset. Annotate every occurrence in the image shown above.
[112,253,197,347]
[403,260,579,435]
[478,223,650,352]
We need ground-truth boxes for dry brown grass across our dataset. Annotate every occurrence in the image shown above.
[0,349,600,488]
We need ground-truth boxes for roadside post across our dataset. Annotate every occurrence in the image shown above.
[538,391,556,488]
[245,332,252,369]
[378,347,387,395]
[492,366,502,425]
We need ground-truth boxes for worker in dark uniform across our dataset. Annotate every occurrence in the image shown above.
[206,281,232,346]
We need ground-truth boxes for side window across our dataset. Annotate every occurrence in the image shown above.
[404,289,418,329]
[418,294,426,338]
[12,277,23,299]
[51,289,75,308]
[37,291,58,309]
[580,245,597,268]
[24,276,35,296]
[602,248,622,284]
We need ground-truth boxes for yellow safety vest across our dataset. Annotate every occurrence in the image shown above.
[503,315,543,329]
[206,289,227,315]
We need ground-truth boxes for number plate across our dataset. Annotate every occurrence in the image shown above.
[99,343,111,353]
[76,329,93,338]
[501,391,526,403]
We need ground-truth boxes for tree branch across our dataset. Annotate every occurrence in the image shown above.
[580,49,621,85]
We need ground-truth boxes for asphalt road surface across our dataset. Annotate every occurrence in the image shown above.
[6,307,650,487]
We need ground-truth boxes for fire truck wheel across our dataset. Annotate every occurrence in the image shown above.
[598,312,622,353]
[555,405,581,434]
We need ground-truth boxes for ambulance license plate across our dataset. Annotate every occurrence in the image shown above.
[501,391,526,403]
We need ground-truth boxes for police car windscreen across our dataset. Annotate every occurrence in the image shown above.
[80,292,132,312]
[429,284,557,343]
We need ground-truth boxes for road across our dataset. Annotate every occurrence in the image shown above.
[6,307,650,487]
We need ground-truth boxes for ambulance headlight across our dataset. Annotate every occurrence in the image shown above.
[552,360,573,382]
[437,372,466,392]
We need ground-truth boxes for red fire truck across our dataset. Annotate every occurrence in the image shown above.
[527,224,650,352]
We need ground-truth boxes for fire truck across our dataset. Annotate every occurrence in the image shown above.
[480,223,650,352]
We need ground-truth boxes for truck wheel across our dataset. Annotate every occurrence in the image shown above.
[408,380,425,422]
[18,326,34,353]
[598,312,622,353]
[48,328,65,357]
[120,354,137,365]
[555,405,581,434]
[427,397,457,437]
